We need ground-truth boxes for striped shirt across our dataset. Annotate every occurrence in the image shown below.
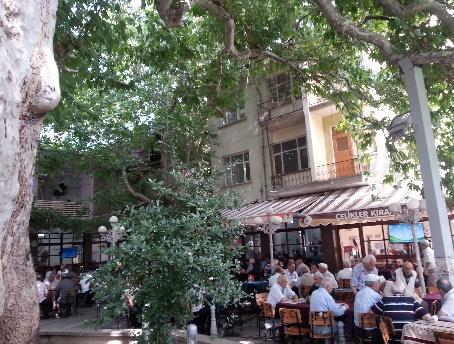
[370,295,428,343]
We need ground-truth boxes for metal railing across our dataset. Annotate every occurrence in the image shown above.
[34,200,90,218]
[271,158,369,189]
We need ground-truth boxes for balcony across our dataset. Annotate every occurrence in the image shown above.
[271,158,369,190]
[34,200,91,218]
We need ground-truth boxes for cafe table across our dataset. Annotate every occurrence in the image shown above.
[275,299,354,338]
[402,320,454,344]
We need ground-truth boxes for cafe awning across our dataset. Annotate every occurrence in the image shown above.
[222,194,320,226]
[299,185,418,227]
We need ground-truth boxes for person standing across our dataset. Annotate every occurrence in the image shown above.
[351,254,378,294]
[420,240,436,288]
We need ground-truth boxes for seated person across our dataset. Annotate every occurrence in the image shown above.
[268,266,285,287]
[336,260,352,285]
[295,258,310,276]
[57,272,76,317]
[310,264,319,274]
[370,281,431,344]
[266,275,298,308]
[308,272,323,296]
[44,273,59,290]
[437,277,454,321]
[36,273,52,318]
[354,274,382,338]
[319,263,338,288]
[310,277,348,335]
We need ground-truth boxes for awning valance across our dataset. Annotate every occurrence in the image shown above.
[299,185,418,227]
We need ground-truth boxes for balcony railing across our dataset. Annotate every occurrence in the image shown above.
[34,200,90,218]
[271,158,369,189]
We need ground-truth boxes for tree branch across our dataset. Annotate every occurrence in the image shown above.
[361,15,395,25]
[312,0,454,66]
[376,0,454,32]
[121,166,152,204]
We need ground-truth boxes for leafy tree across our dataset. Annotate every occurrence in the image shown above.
[92,163,244,342]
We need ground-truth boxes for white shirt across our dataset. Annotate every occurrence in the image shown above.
[441,289,454,317]
[268,273,281,287]
[423,247,436,271]
[286,270,298,285]
[336,268,352,281]
[266,283,296,308]
[310,287,346,317]
[79,274,92,293]
[36,281,48,304]
[354,286,382,327]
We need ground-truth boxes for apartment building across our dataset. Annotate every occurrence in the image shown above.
[212,72,454,271]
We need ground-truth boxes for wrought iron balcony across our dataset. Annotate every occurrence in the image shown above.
[271,158,369,189]
[34,200,91,218]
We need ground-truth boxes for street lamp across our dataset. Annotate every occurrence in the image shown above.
[388,198,427,293]
[254,206,284,268]
[98,216,123,247]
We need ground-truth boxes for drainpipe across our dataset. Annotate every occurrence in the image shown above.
[256,82,269,201]
[301,87,317,182]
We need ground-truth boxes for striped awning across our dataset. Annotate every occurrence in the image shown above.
[223,185,417,227]
[222,194,320,225]
[299,185,418,226]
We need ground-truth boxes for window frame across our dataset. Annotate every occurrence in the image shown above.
[223,151,251,186]
[272,136,309,175]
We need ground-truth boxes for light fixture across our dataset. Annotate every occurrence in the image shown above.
[254,216,264,225]
[406,198,419,210]
[98,225,108,234]
[270,215,283,225]
[388,202,401,213]
[109,216,119,223]
[265,206,274,215]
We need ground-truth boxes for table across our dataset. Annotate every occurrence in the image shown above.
[424,293,443,314]
[275,300,354,338]
[402,320,454,344]
[241,281,268,295]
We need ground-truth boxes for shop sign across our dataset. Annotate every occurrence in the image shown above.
[343,246,353,253]
[335,208,391,220]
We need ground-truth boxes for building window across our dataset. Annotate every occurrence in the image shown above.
[273,136,309,175]
[224,152,251,185]
[221,109,246,126]
[268,73,291,107]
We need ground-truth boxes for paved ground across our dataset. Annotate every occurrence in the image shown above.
[39,305,355,343]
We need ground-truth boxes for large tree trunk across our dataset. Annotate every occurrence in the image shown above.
[0,1,60,343]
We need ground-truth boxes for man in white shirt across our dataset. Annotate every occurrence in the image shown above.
[285,263,298,287]
[420,240,436,287]
[437,278,454,320]
[310,277,348,334]
[393,261,423,303]
[319,263,338,288]
[36,273,52,318]
[44,273,59,290]
[354,274,382,338]
[268,266,285,287]
[266,275,298,308]
[336,260,353,285]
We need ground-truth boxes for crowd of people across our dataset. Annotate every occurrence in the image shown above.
[35,265,94,318]
[243,246,453,343]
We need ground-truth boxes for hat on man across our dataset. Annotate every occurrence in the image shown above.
[365,274,380,282]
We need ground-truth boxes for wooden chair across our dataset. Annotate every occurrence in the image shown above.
[430,300,439,316]
[434,330,454,344]
[342,279,351,288]
[280,307,308,344]
[262,303,280,343]
[309,311,335,343]
[255,292,268,337]
[355,313,378,343]
[299,285,311,298]
[376,316,394,344]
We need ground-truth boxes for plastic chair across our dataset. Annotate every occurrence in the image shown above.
[280,307,309,344]
[309,311,335,343]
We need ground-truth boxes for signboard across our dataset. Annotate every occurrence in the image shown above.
[334,208,392,220]
[343,246,353,253]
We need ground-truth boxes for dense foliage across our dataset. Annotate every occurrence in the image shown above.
[92,164,245,342]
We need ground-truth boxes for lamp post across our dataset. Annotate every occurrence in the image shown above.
[388,198,427,293]
[98,216,123,247]
[254,206,285,268]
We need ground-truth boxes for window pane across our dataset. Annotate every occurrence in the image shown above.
[232,163,245,184]
[273,144,281,154]
[224,157,230,165]
[282,139,297,151]
[245,162,250,181]
[283,150,299,173]
[231,154,243,164]
[243,152,249,161]
[299,148,309,169]
[50,245,60,255]
[274,155,283,175]
[50,256,60,267]
[297,137,306,147]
